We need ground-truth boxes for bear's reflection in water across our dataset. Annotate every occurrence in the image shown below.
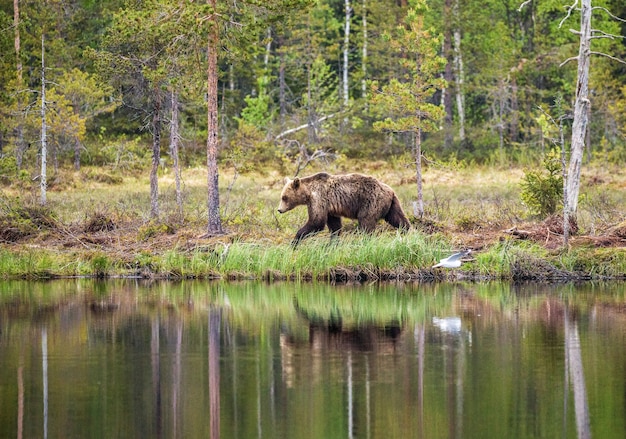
[279,298,404,387]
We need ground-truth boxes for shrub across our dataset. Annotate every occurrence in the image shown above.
[520,148,563,217]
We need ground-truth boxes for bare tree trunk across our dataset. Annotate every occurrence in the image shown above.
[343,0,351,109]
[453,0,465,142]
[14,0,27,169]
[73,140,81,170]
[566,0,591,216]
[361,0,367,100]
[170,92,183,220]
[40,34,47,206]
[278,34,286,129]
[442,0,453,149]
[150,91,161,219]
[510,76,519,142]
[413,127,424,218]
[560,116,570,248]
[206,0,223,235]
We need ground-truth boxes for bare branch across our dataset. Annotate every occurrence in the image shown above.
[560,56,579,67]
[592,6,626,23]
[589,51,626,65]
[569,28,581,35]
[275,113,337,140]
[591,29,625,39]
[517,0,532,12]
[559,1,579,28]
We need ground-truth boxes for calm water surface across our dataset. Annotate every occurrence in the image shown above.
[1,280,625,438]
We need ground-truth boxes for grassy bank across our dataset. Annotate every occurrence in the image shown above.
[1,231,625,281]
[1,161,625,281]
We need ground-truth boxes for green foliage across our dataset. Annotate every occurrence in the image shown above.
[0,155,29,186]
[227,121,277,172]
[92,136,148,170]
[240,76,275,129]
[369,1,446,137]
[520,149,563,217]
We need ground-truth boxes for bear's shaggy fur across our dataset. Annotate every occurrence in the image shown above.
[277,172,410,244]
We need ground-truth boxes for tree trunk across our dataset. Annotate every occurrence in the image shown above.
[452,0,465,142]
[413,127,424,218]
[170,92,183,220]
[566,0,591,216]
[150,91,161,219]
[361,0,367,100]
[14,0,26,169]
[442,0,453,149]
[560,116,570,248]
[73,140,81,170]
[206,0,224,235]
[278,34,286,129]
[343,0,351,109]
[40,34,47,206]
[510,76,519,142]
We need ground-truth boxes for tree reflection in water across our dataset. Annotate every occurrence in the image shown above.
[0,280,625,438]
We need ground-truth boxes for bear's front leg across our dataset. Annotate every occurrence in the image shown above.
[293,219,326,246]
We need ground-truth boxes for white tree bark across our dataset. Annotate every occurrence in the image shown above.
[566,0,591,215]
[453,19,465,141]
[361,0,367,99]
[343,0,351,108]
[40,34,47,206]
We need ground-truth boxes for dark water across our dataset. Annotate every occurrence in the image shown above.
[1,280,625,439]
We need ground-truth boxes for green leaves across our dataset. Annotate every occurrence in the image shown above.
[369,4,446,136]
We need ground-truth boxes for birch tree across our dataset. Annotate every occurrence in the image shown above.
[40,34,47,206]
[343,0,351,109]
[452,0,465,142]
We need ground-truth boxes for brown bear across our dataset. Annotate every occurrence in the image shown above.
[277,172,410,245]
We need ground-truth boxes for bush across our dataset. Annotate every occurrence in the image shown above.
[520,149,563,217]
[0,196,58,242]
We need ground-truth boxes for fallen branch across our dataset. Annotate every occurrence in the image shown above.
[275,113,337,140]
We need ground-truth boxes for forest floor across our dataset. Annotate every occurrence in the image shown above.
[2,161,626,279]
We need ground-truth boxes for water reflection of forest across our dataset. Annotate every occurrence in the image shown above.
[1,280,625,438]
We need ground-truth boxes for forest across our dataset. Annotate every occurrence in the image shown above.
[0,0,625,280]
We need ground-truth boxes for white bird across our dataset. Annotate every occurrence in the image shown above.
[432,249,472,269]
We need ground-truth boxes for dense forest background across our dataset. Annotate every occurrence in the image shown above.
[1,0,625,184]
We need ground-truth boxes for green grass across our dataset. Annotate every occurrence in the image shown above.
[1,161,626,281]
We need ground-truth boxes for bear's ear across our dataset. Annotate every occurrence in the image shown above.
[284,177,292,185]
[292,178,300,189]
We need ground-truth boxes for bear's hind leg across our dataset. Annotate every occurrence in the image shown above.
[384,195,411,230]
[327,215,342,238]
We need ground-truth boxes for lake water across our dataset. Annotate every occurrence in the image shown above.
[1,279,625,438]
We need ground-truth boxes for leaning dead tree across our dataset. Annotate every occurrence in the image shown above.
[557,0,625,217]
[520,0,625,229]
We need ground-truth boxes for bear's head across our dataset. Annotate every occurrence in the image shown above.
[277,177,308,213]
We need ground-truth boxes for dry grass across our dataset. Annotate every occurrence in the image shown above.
[1,159,625,279]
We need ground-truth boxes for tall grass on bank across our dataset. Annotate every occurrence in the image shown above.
[4,231,623,281]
